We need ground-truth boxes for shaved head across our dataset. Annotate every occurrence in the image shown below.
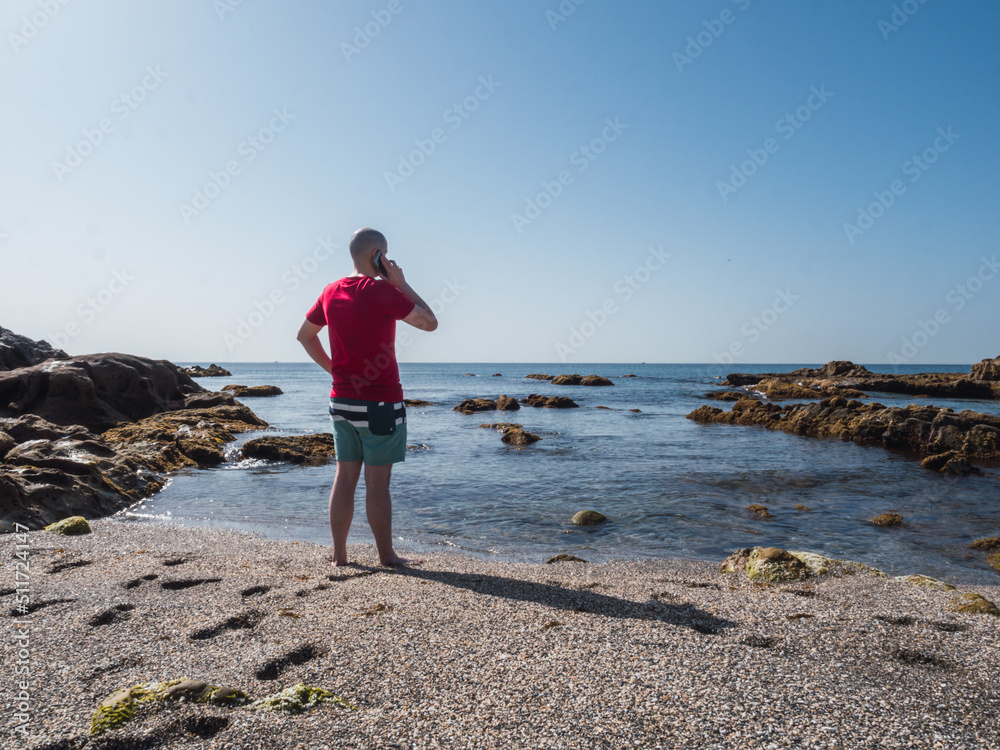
[349,227,387,261]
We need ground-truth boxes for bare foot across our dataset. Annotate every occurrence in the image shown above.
[330,558,350,568]
[379,554,422,567]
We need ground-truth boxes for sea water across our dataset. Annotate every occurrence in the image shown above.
[124,363,1000,584]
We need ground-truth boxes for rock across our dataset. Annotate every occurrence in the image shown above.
[496,395,521,411]
[546,553,588,564]
[492,373,502,377]
[0,353,207,432]
[525,374,554,381]
[44,516,91,535]
[103,402,268,473]
[0,430,14,459]
[222,384,283,397]
[949,592,1000,616]
[921,450,979,476]
[479,422,522,431]
[795,504,811,511]
[251,684,355,714]
[870,513,904,527]
[0,326,68,371]
[751,380,826,400]
[969,537,1000,551]
[521,394,579,409]
[501,427,541,447]
[1,416,168,531]
[464,373,476,377]
[594,406,611,410]
[746,504,772,518]
[893,574,955,590]
[628,408,642,413]
[722,547,808,583]
[91,679,253,735]
[571,510,607,526]
[686,397,1000,471]
[971,356,1000,382]
[551,374,613,386]
[705,391,748,401]
[453,398,497,414]
[240,434,336,465]
[726,360,1000,400]
[182,364,232,377]
[987,551,1000,574]
[622,374,637,378]
[404,399,433,407]
[719,548,754,575]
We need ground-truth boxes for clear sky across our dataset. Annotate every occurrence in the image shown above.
[2,0,998,365]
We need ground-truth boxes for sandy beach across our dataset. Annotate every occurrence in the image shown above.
[4,520,999,749]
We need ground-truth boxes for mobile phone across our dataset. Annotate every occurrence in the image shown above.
[373,249,389,277]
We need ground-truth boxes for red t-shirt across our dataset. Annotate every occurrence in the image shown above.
[306,276,415,401]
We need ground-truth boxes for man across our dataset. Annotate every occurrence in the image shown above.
[296,227,438,567]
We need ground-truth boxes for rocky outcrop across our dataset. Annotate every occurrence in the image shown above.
[870,513,904,527]
[525,374,554,381]
[44,515,91,535]
[551,374,613,386]
[103,402,268,473]
[720,547,887,583]
[479,422,541,447]
[0,414,168,531]
[971,356,1000,382]
[496,395,520,411]
[0,326,68,371]
[222,384,284,397]
[687,396,1000,470]
[183,364,232,377]
[454,398,497,414]
[547,553,587,563]
[0,354,206,432]
[726,360,1000,400]
[240,434,336,465]
[521,394,579,409]
[705,391,749,401]
[404,399,433,407]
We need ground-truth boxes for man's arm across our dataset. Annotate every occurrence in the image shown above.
[296,319,332,374]
[382,259,439,332]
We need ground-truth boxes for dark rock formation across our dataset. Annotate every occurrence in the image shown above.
[404,399,433,407]
[725,360,1000,400]
[920,450,979,476]
[969,537,1000,552]
[525,374,554,381]
[705,391,749,401]
[870,513,904,527]
[686,396,1000,470]
[551,374,613,386]
[103,402,268,473]
[0,354,206,432]
[971,356,1000,382]
[454,398,497,414]
[0,414,167,531]
[240,434,336,465]
[479,422,540,447]
[546,553,588,564]
[746,504,772,518]
[0,326,68,371]
[495,395,520,411]
[222,384,284,397]
[521,394,579,409]
[184,364,232,377]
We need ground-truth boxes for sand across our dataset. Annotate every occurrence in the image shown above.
[3,519,999,749]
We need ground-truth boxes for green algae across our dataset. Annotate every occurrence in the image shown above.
[251,683,356,714]
[44,516,91,535]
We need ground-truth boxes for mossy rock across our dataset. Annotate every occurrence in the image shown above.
[546,553,588,564]
[746,547,807,582]
[987,551,1000,574]
[721,548,887,582]
[251,684,355,714]
[894,574,956,591]
[969,537,1000,552]
[949,592,1000,616]
[869,513,904,527]
[90,680,249,735]
[44,516,91,536]
[571,510,607,526]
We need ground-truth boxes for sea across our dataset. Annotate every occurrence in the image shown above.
[123,362,1000,584]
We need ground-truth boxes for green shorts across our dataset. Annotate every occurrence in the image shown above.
[329,397,407,465]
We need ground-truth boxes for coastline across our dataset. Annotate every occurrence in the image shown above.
[6,519,999,749]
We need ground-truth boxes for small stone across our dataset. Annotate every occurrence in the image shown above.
[571,510,607,526]
[44,516,91,536]
[746,504,772,518]
[795,504,811,511]
[969,537,1000,551]
[870,513,904,527]
[546,554,588,564]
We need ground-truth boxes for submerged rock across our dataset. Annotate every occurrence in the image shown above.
[551,374,614,386]
[920,450,979,476]
[571,510,607,526]
[240,434,336,465]
[222,384,283,397]
[525,373,554,381]
[404,399,433,407]
[746,504,772,518]
[969,537,1000,551]
[44,515,91,535]
[183,364,232,377]
[870,513,904,527]
[479,422,541,447]
[496,395,521,411]
[454,398,497,414]
[521,394,579,409]
[705,391,748,401]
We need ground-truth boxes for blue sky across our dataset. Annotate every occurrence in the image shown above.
[2,0,998,365]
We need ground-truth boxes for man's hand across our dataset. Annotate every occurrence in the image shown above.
[296,319,333,374]
[381,257,406,287]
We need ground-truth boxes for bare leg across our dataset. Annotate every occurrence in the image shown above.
[364,463,421,566]
[329,460,362,567]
